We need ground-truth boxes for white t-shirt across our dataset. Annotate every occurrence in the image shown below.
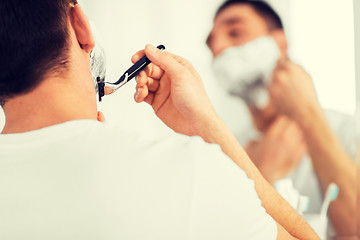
[0,120,276,240]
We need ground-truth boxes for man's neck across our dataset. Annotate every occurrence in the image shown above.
[1,78,98,134]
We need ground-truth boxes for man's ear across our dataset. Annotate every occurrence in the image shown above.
[270,30,288,59]
[70,5,95,54]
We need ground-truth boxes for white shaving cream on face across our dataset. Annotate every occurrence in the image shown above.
[90,43,106,93]
[212,36,280,109]
[89,22,106,94]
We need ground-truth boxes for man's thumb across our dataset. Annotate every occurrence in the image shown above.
[145,44,181,74]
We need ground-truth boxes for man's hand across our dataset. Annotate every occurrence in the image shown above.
[132,44,219,139]
[246,116,306,184]
[269,60,321,127]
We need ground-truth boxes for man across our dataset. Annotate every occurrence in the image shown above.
[207,0,358,237]
[0,0,318,239]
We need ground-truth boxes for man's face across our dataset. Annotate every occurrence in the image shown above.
[209,4,270,57]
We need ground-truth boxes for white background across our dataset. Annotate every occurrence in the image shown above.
[0,0,356,133]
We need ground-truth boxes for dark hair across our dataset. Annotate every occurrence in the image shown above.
[215,0,283,30]
[0,0,78,106]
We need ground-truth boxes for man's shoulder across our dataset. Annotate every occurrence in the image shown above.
[99,121,211,148]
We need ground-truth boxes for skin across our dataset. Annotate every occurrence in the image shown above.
[1,3,319,239]
[208,3,359,236]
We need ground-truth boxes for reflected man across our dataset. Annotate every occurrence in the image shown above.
[207,0,358,236]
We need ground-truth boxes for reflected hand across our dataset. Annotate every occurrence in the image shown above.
[246,116,306,184]
[269,60,321,124]
[131,44,218,137]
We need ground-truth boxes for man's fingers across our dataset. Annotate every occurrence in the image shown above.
[135,71,160,92]
[146,77,160,92]
[131,50,145,63]
[144,44,183,75]
[272,68,288,88]
[134,87,154,106]
[276,58,290,70]
[268,116,292,136]
[133,45,197,82]
[167,52,201,79]
[134,85,149,103]
[144,93,155,105]
[104,87,114,95]
[132,50,164,80]
[144,63,165,80]
[135,71,148,87]
[144,44,201,80]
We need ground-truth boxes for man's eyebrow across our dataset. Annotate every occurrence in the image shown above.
[221,17,244,26]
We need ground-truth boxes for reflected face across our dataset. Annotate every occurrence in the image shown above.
[208,4,270,57]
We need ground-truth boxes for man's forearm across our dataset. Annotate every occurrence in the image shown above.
[198,115,319,240]
[299,105,358,235]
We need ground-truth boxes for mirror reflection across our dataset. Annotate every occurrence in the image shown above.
[206,1,357,238]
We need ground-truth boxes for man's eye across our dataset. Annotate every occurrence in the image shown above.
[229,30,241,38]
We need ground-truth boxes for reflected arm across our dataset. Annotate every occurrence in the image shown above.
[269,60,358,236]
[298,105,358,236]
